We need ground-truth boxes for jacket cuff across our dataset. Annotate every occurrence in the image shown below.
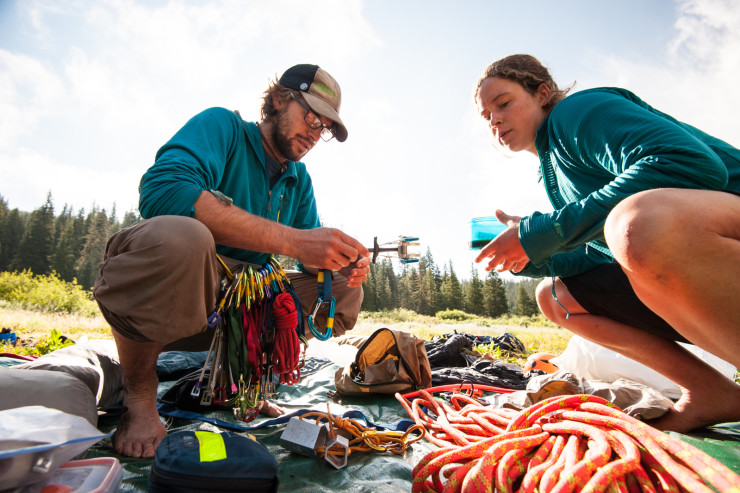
[519,212,561,265]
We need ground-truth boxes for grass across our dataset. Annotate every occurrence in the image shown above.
[0,302,569,365]
[0,272,568,362]
[0,300,111,354]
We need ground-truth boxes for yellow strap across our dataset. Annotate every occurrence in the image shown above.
[216,255,233,280]
[195,431,227,462]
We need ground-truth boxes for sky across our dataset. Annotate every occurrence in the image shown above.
[1,0,739,280]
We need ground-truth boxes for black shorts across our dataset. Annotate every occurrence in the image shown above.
[560,262,689,343]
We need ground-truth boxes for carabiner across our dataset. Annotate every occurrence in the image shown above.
[307,269,334,341]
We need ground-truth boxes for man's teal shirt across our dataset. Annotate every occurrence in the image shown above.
[138,107,321,265]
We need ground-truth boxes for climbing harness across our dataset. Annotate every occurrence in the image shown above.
[307,269,335,341]
[396,391,740,493]
[191,255,306,423]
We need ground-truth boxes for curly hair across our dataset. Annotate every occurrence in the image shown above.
[260,78,296,121]
[474,54,571,113]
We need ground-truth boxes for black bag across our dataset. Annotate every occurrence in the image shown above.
[159,368,220,412]
[148,430,278,493]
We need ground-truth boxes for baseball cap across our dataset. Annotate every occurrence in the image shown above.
[278,64,348,142]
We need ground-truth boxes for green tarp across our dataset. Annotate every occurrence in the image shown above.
[3,354,740,492]
[85,357,436,492]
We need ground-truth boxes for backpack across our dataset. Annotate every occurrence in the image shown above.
[334,328,432,395]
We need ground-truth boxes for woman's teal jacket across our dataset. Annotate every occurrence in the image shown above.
[519,87,740,278]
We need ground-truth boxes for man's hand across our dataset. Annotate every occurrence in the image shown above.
[338,256,371,287]
[194,192,370,277]
[475,209,530,273]
[295,227,371,273]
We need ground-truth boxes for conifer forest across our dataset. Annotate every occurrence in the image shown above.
[0,193,542,316]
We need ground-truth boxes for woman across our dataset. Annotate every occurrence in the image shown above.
[474,54,740,432]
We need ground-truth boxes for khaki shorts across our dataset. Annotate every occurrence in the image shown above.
[93,216,364,351]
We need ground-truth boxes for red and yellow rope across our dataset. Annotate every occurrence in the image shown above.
[396,392,740,493]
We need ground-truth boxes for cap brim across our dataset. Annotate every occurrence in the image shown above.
[303,92,348,142]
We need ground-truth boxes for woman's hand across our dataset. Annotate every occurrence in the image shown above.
[474,209,530,273]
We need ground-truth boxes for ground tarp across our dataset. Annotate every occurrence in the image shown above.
[86,354,437,493]
[2,341,740,492]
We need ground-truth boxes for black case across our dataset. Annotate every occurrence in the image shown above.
[148,430,279,493]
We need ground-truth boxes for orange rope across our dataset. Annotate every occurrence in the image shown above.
[395,392,740,493]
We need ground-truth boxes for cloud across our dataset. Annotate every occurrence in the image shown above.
[670,0,740,68]
[1,146,139,213]
[0,49,64,150]
[2,0,738,279]
[0,0,381,214]
[587,0,740,146]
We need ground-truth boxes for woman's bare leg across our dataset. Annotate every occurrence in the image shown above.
[603,188,740,431]
[536,277,740,431]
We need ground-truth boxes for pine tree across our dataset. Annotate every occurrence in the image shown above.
[109,203,118,231]
[120,209,141,229]
[396,264,413,310]
[414,256,437,315]
[483,270,509,318]
[52,220,83,282]
[0,205,25,272]
[430,251,443,289]
[53,204,72,250]
[401,267,419,311]
[440,262,464,310]
[515,283,540,316]
[378,276,393,310]
[377,258,397,309]
[76,209,111,289]
[11,193,55,274]
[465,265,485,315]
[361,263,379,311]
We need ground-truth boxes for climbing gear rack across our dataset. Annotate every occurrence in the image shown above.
[191,255,307,423]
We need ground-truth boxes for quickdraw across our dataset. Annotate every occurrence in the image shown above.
[193,255,307,423]
[397,391,740,493]
[307,269,334,341]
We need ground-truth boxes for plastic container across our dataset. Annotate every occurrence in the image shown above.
[19,457,123,493]
[469,216,506,250]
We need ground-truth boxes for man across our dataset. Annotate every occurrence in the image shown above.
[94,64,371,458]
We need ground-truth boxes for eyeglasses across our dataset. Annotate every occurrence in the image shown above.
[290,93,335,142]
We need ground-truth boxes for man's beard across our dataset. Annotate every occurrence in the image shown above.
[271,108,305,162]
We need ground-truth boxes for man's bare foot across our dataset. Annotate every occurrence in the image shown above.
[113,399,167,458]
[260,399,286,417]
[649,379,740,433]
[109,330,166,458]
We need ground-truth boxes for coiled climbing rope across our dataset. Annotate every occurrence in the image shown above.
[396,391,740,493]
